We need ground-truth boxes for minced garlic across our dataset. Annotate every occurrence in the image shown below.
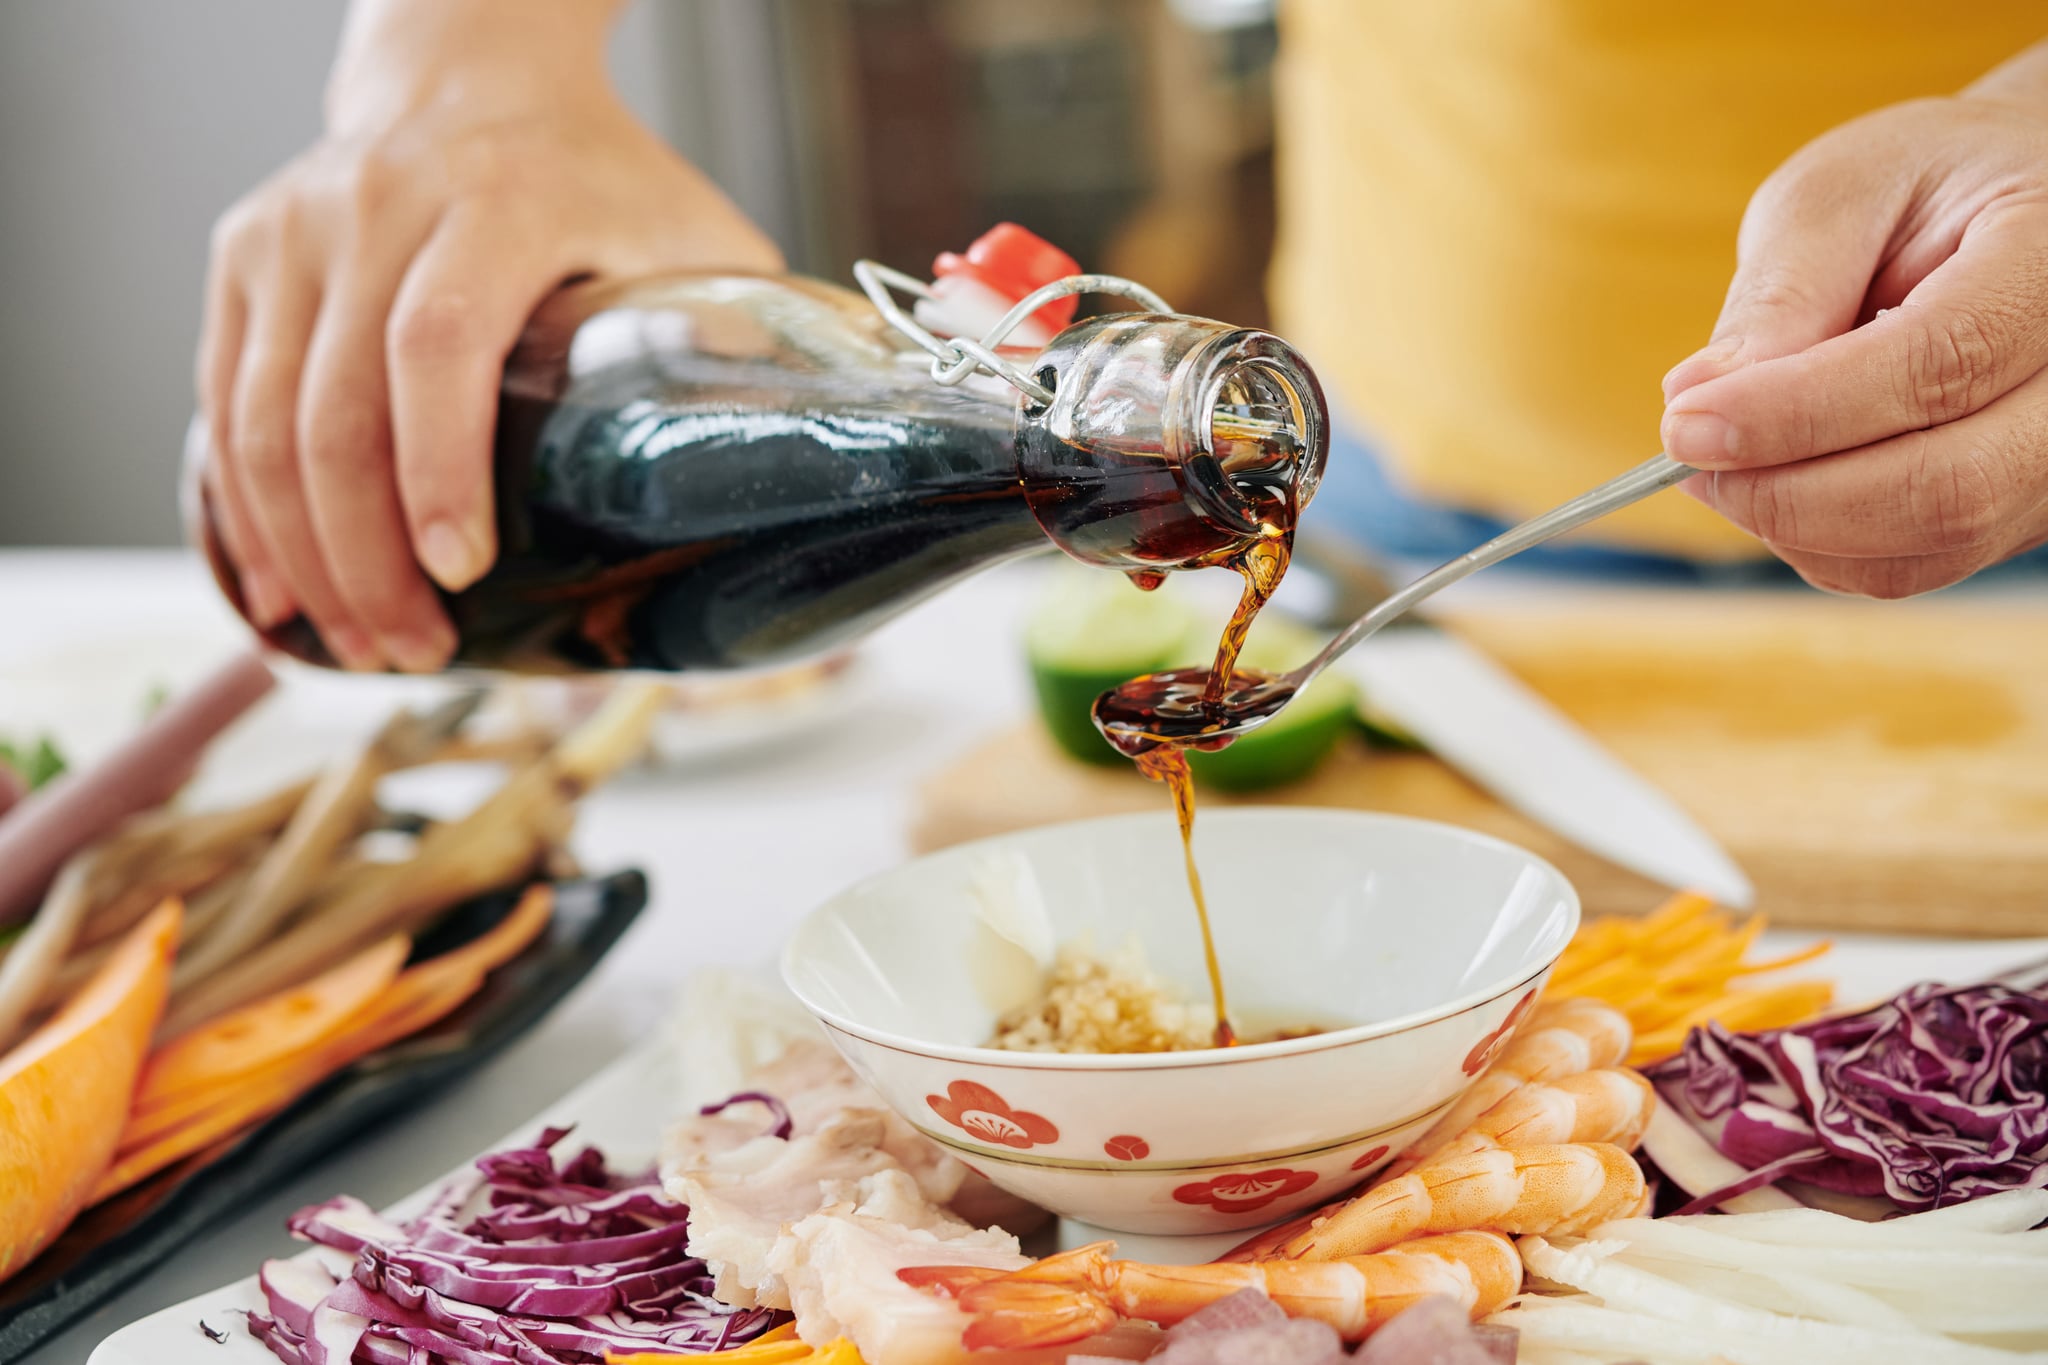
[984,940,1208,1054]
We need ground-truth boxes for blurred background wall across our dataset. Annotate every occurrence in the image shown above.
[0,0,1276,548]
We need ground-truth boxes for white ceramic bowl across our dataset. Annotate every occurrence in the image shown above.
[782,809,1578,1235]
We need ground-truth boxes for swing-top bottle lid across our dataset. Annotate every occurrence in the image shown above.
[915,223,1081,348]
[855,232,1329,574]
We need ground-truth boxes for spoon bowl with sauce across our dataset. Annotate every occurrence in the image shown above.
[1095,452,1696,751]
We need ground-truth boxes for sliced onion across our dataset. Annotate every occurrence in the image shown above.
[1515,1238,2006,1365]
[1638,1097,1801,1215]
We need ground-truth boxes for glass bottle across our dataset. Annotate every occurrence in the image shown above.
[189,260,1327,674]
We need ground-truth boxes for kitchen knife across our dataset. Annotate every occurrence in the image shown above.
[1290,537,1755,907]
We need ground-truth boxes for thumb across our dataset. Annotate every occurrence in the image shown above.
[1661,146,1905,410]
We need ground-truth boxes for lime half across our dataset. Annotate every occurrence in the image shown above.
[1026,569,1199,766]
[1026,569,1356,786]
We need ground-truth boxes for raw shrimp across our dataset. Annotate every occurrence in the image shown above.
[775,1190,1161,1365]
[902,1231,1521,1350]
[1387,997,1632,1178]
[1269,1142,1647,1261]
[1222,1068,1656,1263]
[1421,1068,1655,1167]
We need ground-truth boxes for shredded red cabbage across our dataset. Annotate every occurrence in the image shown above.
[248,1125,786,1365]
[696,1092,793,1142]
[1646,980,2048,1212]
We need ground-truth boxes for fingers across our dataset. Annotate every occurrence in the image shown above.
[1686,367,2048,579]
[1665,206,2048,472]
[1661,145,1908,411]
[229,253,385,670]
[197,228,295,628]
[386,209,569,590]
[297,232,457,671]
[202,454,276,622]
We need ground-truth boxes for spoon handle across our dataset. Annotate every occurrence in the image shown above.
[1301,453,1695,680]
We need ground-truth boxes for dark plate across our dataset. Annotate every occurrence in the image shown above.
[0,869,648,1362]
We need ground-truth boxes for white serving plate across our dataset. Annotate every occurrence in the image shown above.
[88,1044,676,1365]
[86,925,2046,1360]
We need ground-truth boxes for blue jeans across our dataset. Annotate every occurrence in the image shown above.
[1315,416,2047,582]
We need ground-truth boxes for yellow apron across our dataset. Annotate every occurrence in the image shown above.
[1271,2,2044,558]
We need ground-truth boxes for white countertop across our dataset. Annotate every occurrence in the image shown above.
[2,549,2040,1362]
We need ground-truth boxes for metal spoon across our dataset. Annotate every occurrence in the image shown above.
[1094,453,1697,748]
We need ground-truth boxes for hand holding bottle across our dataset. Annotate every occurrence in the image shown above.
[196,0,781,671]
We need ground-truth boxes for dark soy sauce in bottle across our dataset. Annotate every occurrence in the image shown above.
[188,272,1327,677]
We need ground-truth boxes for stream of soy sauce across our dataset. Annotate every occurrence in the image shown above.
[1094,528,1301,1049]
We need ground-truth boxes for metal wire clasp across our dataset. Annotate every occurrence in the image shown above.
[853,260,1171,406]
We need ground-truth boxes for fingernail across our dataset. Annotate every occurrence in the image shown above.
[379,622,456,674]
[418,518,481,590]
[242,569,292,628]
[324,622,384,672]
[1663,411,1739,466]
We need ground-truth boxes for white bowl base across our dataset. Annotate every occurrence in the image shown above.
[1056,1217,1263,1265]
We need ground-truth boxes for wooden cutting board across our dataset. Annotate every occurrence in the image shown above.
[910,593,2048,936]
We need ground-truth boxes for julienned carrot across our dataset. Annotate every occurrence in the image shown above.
[1632,891,1718,940]
[608,1327,851,1365]
[1627,980,1838,1065]
[92,887,556,1205]
[1547,892,1833,1064]
[1732,939,1833,975]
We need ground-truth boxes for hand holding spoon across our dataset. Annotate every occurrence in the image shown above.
[1093,453,1696,749]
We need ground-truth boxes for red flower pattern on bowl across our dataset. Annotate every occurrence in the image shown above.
[1348,1143,1390,1172]
[926,1080,1060,1150]
[1103,1135,1150,1162]
[1173,1168,1318,1214]
[1462,988,1538,1076]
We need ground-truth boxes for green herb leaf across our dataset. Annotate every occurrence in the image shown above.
[0,734,69,791]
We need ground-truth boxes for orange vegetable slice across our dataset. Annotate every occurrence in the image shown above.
[95,965,493,1203]
[138,933,411,1107]
[94,1054,325,1202]
[95,885,555,1204]
[415,883,555,980]
[119,1070,265,1153]
[0,900,179,1281]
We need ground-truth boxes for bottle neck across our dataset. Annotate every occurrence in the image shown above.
[1014,314,1328,575]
